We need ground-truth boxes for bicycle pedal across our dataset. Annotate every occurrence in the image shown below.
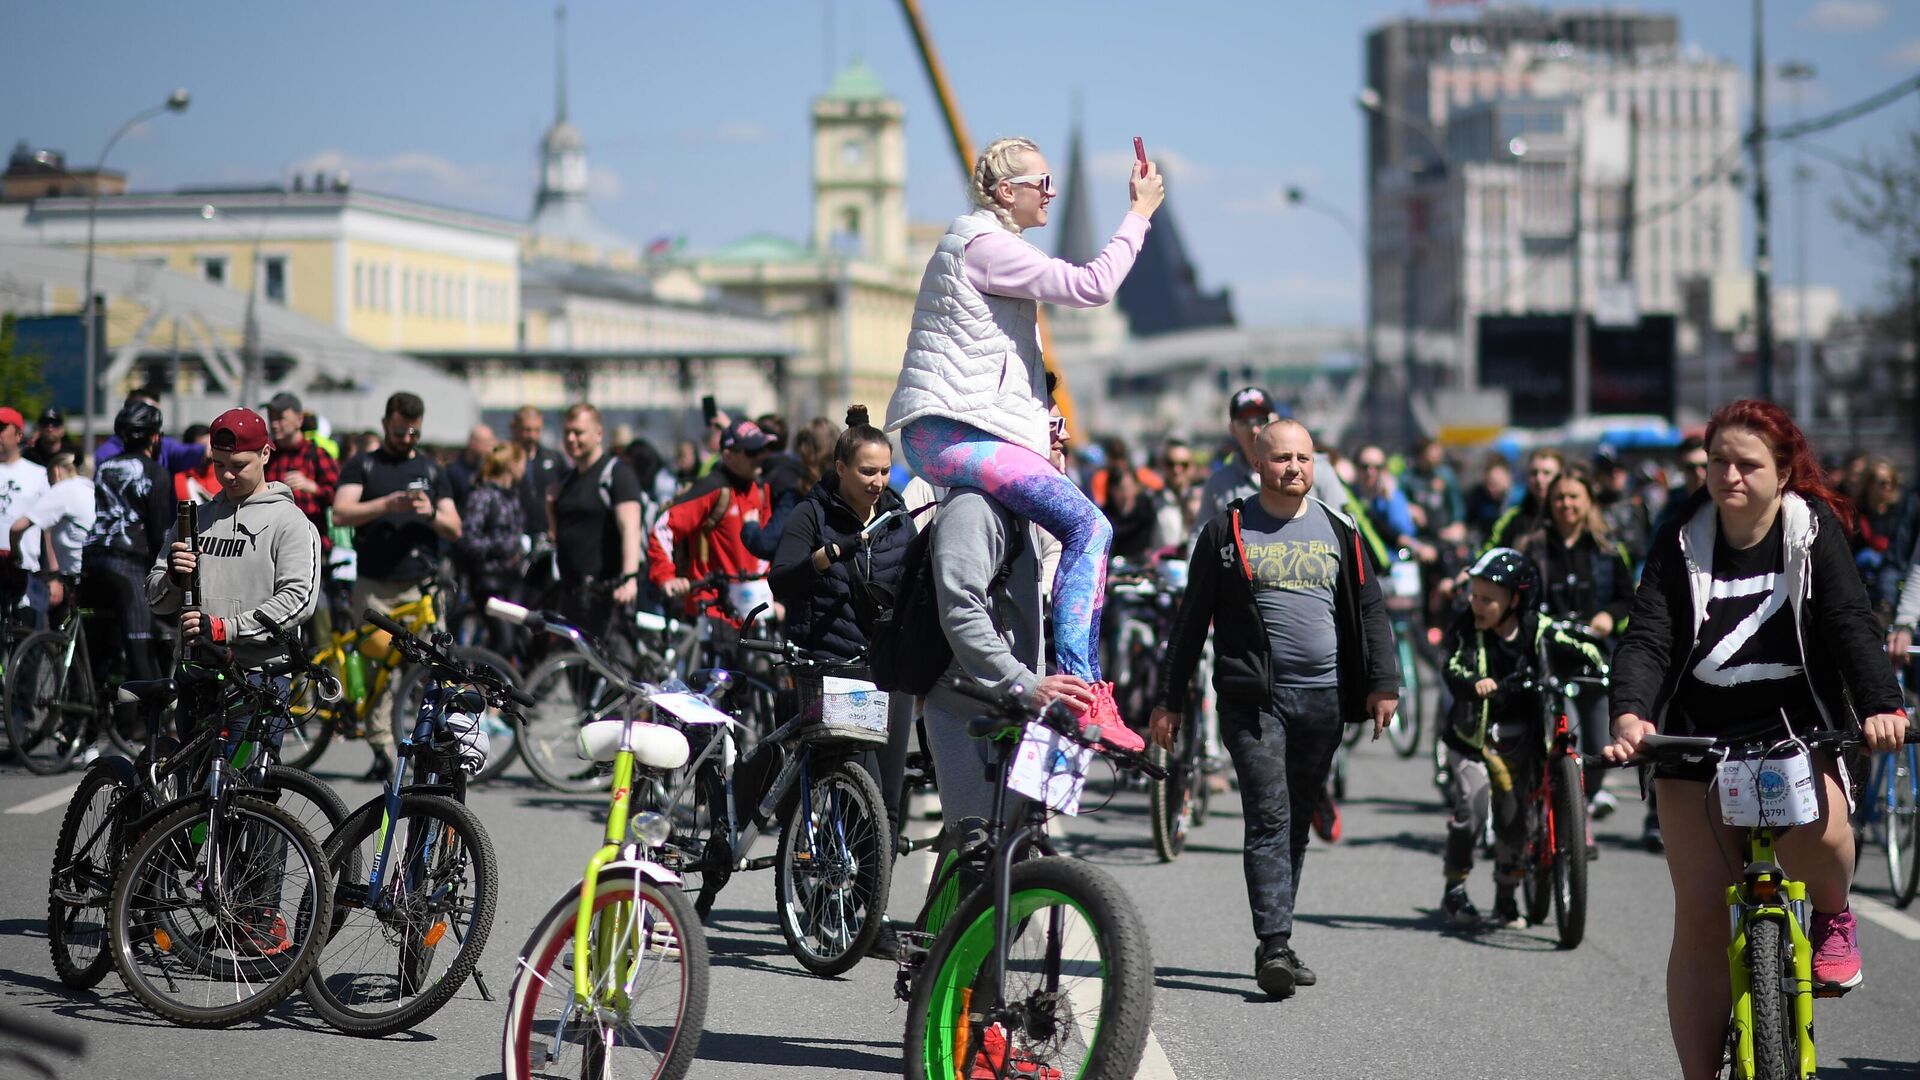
[1812,983,1853,999]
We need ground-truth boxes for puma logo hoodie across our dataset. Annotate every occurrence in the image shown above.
[145,481,320,670]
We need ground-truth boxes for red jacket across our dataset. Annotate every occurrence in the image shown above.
[647,466,770,621]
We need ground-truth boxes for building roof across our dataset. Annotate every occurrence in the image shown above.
[529,196,635,259]
[700,232,815,264]
[1053,121,1097,267]
[22,185,525,239]
[1114,173,1235,338]
[822,60,889,101]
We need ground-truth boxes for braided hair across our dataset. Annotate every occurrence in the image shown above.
[970,136,1041,235]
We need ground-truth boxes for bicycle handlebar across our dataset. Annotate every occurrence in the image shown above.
[362,607,534,709]
[1582,726,1920,770]
[255,612,344,704]
[951,679,1167,780]
[485,597,637,697]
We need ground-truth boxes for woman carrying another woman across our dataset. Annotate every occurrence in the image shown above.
[1603,399,1908,1079]
[885,135,1164,745]
[1516,465,1634,813]
[770,406,917,956]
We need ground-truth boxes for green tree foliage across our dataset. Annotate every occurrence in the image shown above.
[0,314,52,418]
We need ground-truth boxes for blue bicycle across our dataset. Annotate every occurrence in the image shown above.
[1854,660,1920,906]
[301,608,530,1037]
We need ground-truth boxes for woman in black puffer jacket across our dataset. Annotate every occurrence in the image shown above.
[772,406,917,956]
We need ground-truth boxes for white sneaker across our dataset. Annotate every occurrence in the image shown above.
[1589,789,1619,820]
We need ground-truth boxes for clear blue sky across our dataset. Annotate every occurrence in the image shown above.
[6,1,1917,326]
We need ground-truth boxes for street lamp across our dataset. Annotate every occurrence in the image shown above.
[1778,60,1818,423]
[1283,185,1374,391]
[81,89,190,456]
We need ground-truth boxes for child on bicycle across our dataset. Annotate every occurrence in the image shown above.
[1437,547,1547,929]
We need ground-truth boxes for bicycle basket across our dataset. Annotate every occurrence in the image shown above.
[795,667,890,746]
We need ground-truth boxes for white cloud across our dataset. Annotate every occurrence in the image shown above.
[290,148,517,209]
[1884,38,1920,68]
[1800,0,1888,33]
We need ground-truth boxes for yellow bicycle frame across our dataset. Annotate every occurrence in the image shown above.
[573,742,643,1003]
[301,593,439,726]
[1725,831,1817,1080]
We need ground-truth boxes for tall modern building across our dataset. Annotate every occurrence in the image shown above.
[1363,7,1737,418]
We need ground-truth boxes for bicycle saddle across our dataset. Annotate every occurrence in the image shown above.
[116,679,176,704]
[578,719,690,770]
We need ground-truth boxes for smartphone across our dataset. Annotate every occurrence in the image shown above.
[1133,137,1148,177]
[701,395,719,426]
[406,478,429,493]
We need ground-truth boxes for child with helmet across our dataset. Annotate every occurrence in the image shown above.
[1436,546,1599,929]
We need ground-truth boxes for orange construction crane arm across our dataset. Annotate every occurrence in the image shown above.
[895,0,1078,436]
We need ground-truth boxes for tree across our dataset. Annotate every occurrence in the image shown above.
[1830,123,1920,320]
[0,314,52,419]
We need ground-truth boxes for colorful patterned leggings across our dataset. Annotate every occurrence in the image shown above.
[902,415,1110,680]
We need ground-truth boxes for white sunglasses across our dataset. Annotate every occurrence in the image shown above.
[1003,173,1055,197]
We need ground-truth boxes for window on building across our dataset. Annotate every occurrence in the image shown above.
[201,256,227,286]
[841,137,866,167]
[1708,88,1720,121]
[353,262,364,309]
[831,207,864,257]
[263,257,287,303]
[402,270,412,314]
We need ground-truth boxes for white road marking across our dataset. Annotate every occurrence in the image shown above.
[1854,895,1920,942]
[900,832,1178,1079]
[6,784,77,816]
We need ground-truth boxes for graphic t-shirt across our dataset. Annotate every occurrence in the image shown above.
[1668,515,1822,740]
[0,456,50,571]
[1238,499,1340,687]
[27,477,95,577]
[338,447,452,583]
[86,453,171,561]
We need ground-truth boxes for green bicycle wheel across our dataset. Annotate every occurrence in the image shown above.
[1742,917,1799,1080]
[904,856,1154,1080]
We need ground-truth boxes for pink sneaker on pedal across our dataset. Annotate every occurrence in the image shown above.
[1084,682,1145,754]
[1811,908,1863,990]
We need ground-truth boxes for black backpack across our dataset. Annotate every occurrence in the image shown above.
[869,513,1025,695]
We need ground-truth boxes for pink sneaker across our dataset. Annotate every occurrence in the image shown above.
[1084,682,1146,754]
[1810,908,1863,990]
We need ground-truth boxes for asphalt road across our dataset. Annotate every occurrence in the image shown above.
[4,734,1919,1080]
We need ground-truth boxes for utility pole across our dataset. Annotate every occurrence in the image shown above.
[1751,0,1776,401]
[1910,254,1919,473]
[1780,60,1817,423]
[1571,108,1590,420]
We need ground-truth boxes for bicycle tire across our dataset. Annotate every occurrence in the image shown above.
[502,869,708,1080]
[109,795,332,1027]
[304,792,497,1036]
[774,758,893,976]
[1387,639,1423,758]
[1888,747,1920,908]
[257,765,349,848]
[1550,755,1588,949]
[1523,795,1553,927]
[391,645,522,785]
[6,630,93,775]
[518,653,618,793]
[1744,917,1798,1080]
[1148,742,1189,863]
[904,856,1154,1080]
[48,762,128,988]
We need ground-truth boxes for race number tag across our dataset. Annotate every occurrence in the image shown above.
[1006,721,1095,816]
[652,692,736,728]
[1718,747,1819,828]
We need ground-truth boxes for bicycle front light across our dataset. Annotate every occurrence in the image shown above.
[629,810,672,849]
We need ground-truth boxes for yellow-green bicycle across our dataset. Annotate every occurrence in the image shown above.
[490,597,710,1080]
[1617,728,1920,1080]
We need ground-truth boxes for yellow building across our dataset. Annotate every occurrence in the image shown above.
[15,182,523,362]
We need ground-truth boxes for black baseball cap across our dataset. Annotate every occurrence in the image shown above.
[1228,387,1276,422]
[720,419,771,453]
[38,407,63,426]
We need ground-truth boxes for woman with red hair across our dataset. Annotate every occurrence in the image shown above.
[1604,399,1908,1078]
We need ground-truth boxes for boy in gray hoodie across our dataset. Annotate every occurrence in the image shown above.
[147,408,320,673]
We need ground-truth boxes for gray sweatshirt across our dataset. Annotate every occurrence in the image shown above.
[922,488,1046,831]
[147,481,320,670]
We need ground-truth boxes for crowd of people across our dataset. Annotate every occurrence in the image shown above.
[3,130,1913,1079]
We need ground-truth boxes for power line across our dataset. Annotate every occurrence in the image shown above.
[1766,72,1920,144]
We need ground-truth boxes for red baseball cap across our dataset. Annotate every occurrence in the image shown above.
[209,407,271,453]
[0,407,23,432]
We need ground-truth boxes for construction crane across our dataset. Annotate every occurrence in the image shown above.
[895,0,1081,435]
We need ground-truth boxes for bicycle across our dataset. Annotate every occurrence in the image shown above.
[490,597,709,1080]
[899,680,1164,1080]
[1498,615,1609,949]
[48,615,347,993]
[6,598,150,773]
[105,640,337,1027]
[302,607,525,1037]
[1381,551,1427,759]
[1108,554,1217,862]
[1851,651,1920,907]
[280,581,521,783]
[1601,726,1920,1080]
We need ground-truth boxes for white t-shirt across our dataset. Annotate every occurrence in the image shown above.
[0,456,51,572]
[27,476,96,577]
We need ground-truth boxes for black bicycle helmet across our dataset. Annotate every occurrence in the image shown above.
[1467,546,1539,610]
[114,401,163,443]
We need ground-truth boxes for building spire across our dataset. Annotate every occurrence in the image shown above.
[1055,92,1096,266]
[555,4,568,124]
